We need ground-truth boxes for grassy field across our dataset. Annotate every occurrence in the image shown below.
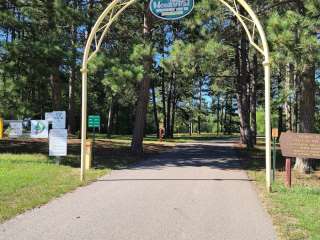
[242,148,320,240]
[0,154,107,223]
[0,139,174,223]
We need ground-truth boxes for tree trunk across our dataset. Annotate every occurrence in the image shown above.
[161,26,167,137]
[223,94,228,134]
[216,95,220,135]
[115,104,120,135]
[171,99,176,138]
[166,73,173,138]
[170,78,177,138]
[198,78,202,135]
[250,54,258,145]
[235,32,252,148]
[46,0,62,111]
[68,66,76,133]
[50,65,62,110]
[68,24,77,134]
[107,97,113,137]
[151,81,159,137]
[131,4,153,154]
[161,74,167,137]
[284,63,294,131]
[294,64,316,173]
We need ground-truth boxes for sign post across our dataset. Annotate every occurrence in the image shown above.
[285,158,292,188]
[49,129,68,164]
[280,132,320,188]
[271,128,279,182]
[88,115,100,163]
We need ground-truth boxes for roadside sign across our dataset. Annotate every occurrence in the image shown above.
[30,120,49,138]
[49,129,68,156]
[8,121,23,138]
[46,111,66,129]
[150,0,194,20]
[88,115,100,128]
[280,132,320,159]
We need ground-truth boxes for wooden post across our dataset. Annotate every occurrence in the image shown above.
[285,158,292,188]
[159,128,164,142]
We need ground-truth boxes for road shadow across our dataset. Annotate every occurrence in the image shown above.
[125,142,254,171]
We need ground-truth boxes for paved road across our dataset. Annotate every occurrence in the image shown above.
[0,140,277,240]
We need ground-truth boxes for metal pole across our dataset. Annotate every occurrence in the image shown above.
[234,0,272,192]
[93,126,95,164]
[264,62,272,192]
[80,69,88,181]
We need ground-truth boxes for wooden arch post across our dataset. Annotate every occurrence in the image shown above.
[80,0,272,192]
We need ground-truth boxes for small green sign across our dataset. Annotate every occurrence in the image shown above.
[88,115,100,128]
[150,0,194,20]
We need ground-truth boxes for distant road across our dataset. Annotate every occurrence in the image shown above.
[0,140,277,240]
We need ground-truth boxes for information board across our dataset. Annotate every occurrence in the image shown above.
[280,132,320,159]
[45,112,53,122]
[150,0,194,20]
[30,120,49,138]
[88,115,100,128]
[46,111,66,129]
[49,129,68,156]
[8,121,23,138]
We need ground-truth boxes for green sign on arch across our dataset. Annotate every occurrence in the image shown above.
[150,0,194,20]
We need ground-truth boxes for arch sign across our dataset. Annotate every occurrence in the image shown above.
[149,0,194,20]
[80,0,272,192]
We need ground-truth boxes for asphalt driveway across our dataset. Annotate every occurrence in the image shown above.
[0,140,277,240]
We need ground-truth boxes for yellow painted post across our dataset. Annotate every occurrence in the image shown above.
[0,118,3,139]
[85,139,93,170]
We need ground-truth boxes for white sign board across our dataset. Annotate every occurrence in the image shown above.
[8,121,23,138]
[30,120,49,138]
[49,129,68,156]
[45,112,54,122]
[46,111,66,129]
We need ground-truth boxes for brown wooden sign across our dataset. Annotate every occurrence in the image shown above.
[280,132,320,159]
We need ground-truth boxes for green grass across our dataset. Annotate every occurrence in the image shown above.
[244,149,320,240]
[0,138,173,223]
[0,154,108,223]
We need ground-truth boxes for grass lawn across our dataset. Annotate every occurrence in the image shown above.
[0,153,107,223]
[242,148,320,240]
[0,139,174,223]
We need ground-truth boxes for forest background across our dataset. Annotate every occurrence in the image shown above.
[0,0,319,170]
